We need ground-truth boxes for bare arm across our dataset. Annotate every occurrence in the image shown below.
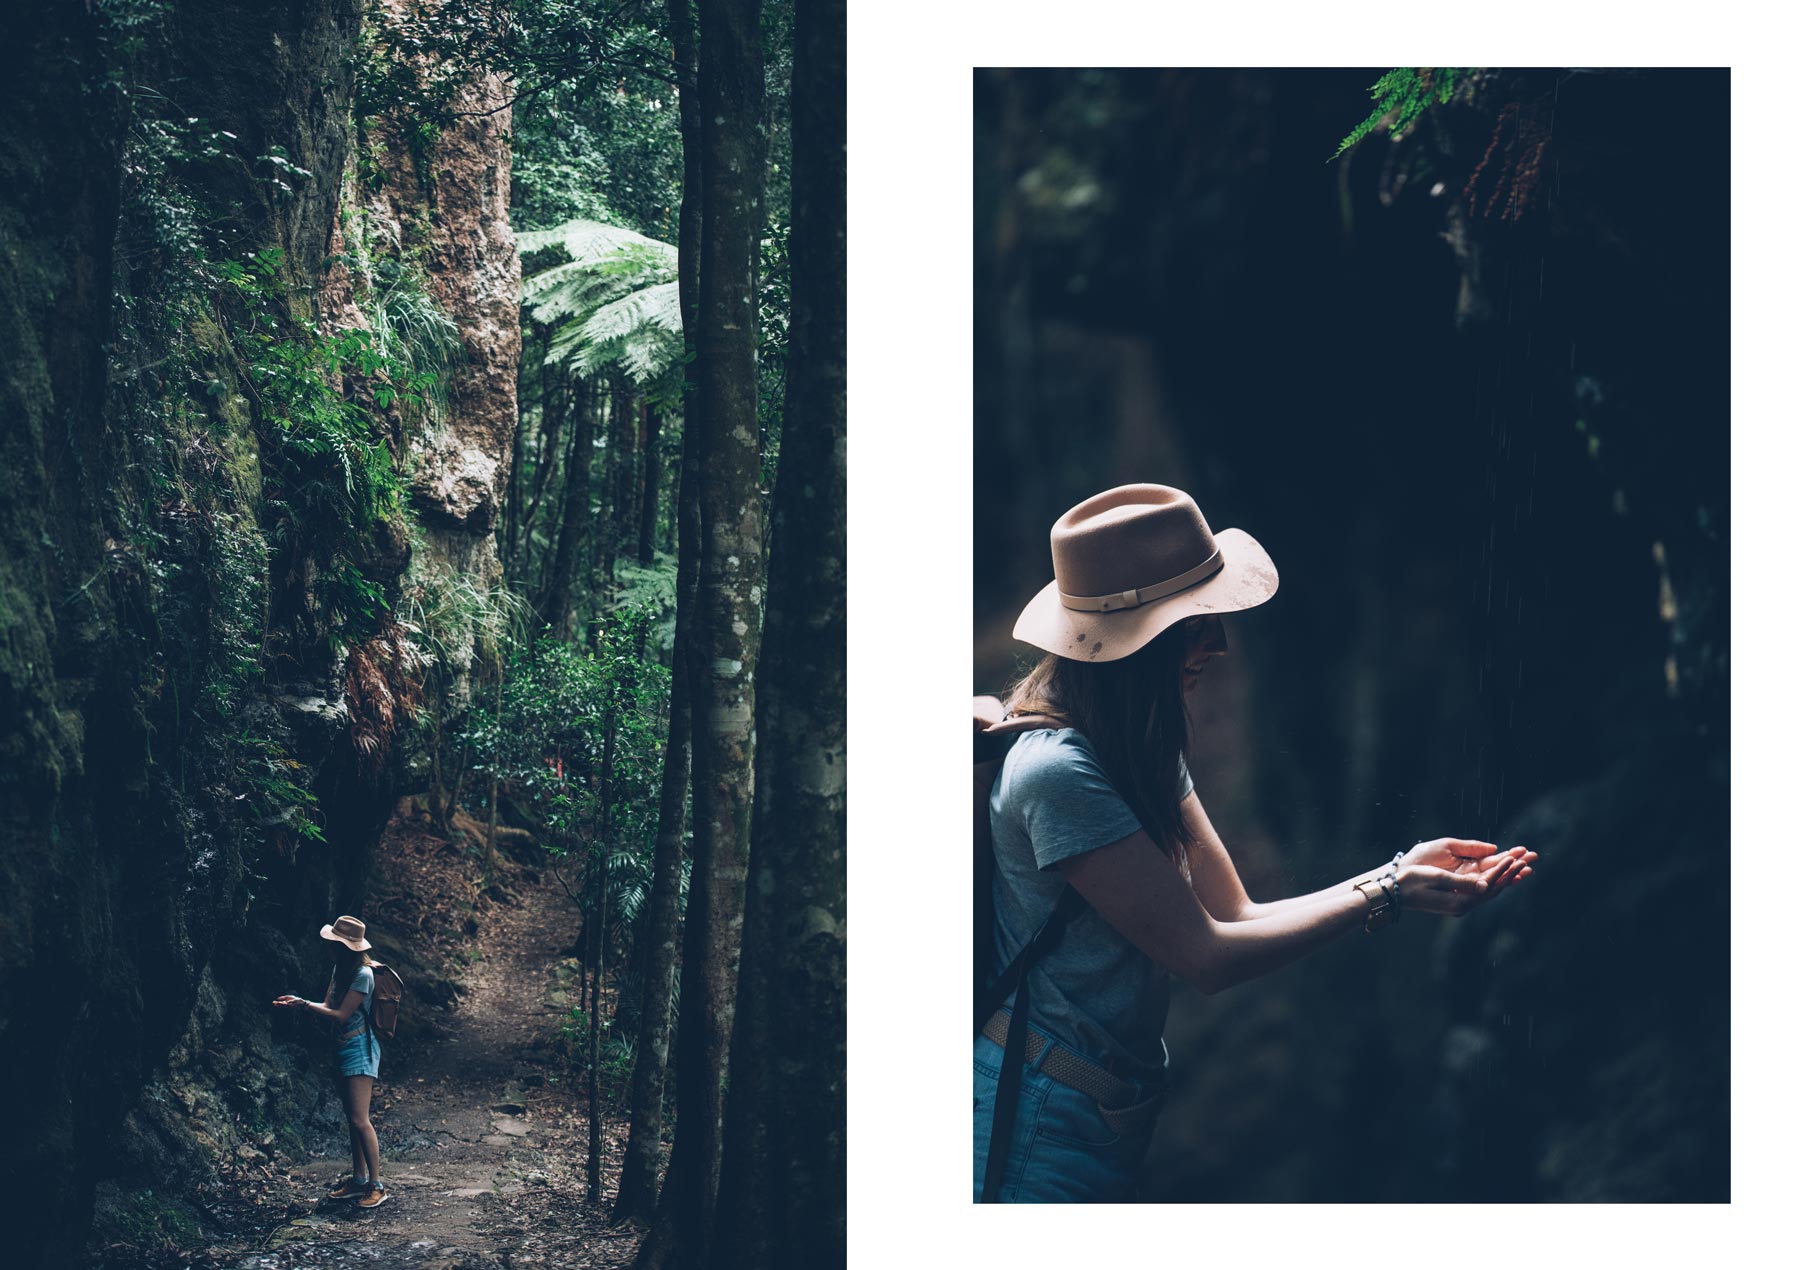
[1180,791,1533,921]
[1062,823,1510,996]
[1058,829,1387,994]
[272,989,365,1024]
[1179,792,1367,921]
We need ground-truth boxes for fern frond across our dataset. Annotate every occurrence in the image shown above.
[523,217,685,384]
[1331,68,1474,161]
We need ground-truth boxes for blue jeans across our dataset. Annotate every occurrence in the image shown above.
[972,1028,1160,1202]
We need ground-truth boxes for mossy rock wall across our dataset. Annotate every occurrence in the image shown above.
[1,2,518,1264]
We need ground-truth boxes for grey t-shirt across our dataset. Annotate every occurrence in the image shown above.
[331,965,375,1040]
[988,727,1192,1084]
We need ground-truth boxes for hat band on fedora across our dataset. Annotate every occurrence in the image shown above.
[1058,547,1226,613]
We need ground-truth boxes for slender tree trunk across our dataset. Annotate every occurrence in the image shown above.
[483,656,505,876]
[662,424,680,556]
[616,1,704,1226]
[579,854,593,1016]
[613,346,702,1230]
[542,376,597,640]
[633,0,765,1265]
[521,355,567,582]
[607,380,637,587]
[637,402,663,564]
[587,690,620,1207]
[714,1,846,1261]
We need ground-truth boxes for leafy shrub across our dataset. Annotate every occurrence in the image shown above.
[462,605,671,949]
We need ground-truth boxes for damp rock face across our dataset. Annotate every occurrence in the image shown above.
[323,0,522,722]
[355,0,521,546]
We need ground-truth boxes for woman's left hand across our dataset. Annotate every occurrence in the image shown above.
[272,994,305,1009]
[1399,837,1537,906]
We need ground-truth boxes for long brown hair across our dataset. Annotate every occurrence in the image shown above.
[328,941,374,1000]
[1004,619,1197,869]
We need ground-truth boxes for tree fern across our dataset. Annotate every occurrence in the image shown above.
[1332,68,1474,161]
[546,281,682,383]
[520,219,682,384]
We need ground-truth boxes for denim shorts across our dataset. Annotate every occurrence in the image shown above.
[336,1019,381,1079]
[973,1028,1161,1202]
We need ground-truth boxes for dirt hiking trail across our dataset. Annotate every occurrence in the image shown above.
[224,830,645,1269]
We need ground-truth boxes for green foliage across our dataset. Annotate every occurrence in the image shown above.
[611,554,679,654]
[211,246,438,647]
[1332,69,1473,161]
[365,258,464,417]
[237,731,326,844]
[758,220,790,490]
[399,574,533,669]
[510,71,681,238]
[461,605,670,943]
[519,220,684,384]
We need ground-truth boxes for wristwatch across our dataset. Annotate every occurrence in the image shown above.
[1354,876,1399,932]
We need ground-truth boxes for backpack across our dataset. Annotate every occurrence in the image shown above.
[973,696,1086,1203]
[367,962,405,1043]
[329,962,406,1044]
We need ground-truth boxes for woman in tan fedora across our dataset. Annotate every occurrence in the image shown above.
[273,915,388,1208]
[974,484,1536,1203]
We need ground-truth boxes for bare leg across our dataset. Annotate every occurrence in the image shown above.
[346,1075,380,1185]
[338,1076,369,1179]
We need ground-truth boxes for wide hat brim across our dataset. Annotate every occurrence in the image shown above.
[1012,526,1278,663]
[320,922,373,952]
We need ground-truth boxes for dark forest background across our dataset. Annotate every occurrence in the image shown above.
[973,67,1728,1203]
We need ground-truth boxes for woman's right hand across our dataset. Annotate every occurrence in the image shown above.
[272,994,304,1009]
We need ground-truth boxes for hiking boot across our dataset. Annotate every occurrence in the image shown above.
[357,1182,390,1209]
[326,1177,367,1201]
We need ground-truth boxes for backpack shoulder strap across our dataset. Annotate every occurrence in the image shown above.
[974,699,1085,1203]
[974,883,1084,1033]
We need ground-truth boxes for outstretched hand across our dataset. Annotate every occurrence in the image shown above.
[271,994,306,1009]
[1396,838,1536,916]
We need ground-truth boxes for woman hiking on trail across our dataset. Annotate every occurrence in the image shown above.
[273,915,389,1209]
[974,484,1537,1203]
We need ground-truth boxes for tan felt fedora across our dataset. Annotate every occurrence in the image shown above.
[1012,483,1278,663]
[320,914,373,952]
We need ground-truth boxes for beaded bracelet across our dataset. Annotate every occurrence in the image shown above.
[1379,851,1404,918]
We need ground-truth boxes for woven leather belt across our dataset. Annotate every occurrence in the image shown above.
[981,1008,1163,1135]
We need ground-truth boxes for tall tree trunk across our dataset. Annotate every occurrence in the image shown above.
[483,655,505,877]
[541,376,597,640]
[715,0,846,1262]
[586,689,619,1207]
[633,0,765,1265]
[638,401,663,564]
[613,367,701,1231]
[615,0,704,1225]
[662,423,681,555]
[606,379,636,588]
[521,354,567,583]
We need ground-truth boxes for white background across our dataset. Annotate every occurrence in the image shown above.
[848,5,1792,1264]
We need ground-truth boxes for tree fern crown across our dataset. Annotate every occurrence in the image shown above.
[520,219,683,385]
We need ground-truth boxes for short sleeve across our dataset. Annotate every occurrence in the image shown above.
[350,966,374,996]
[1177,756,1194,799]
[1004,733,1144,872]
